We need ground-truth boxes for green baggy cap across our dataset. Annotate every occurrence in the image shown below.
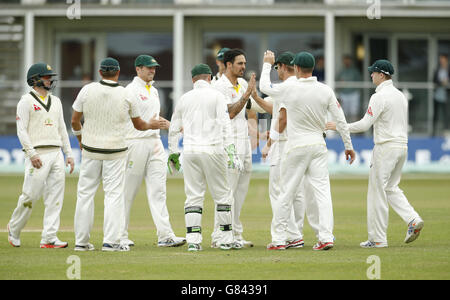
[135,55,160,68]
[100,57,120,71]
[275,51,295,66]
[368,59,394,75]
[216,47,231,61]
[291,51,315,69]
[191,64,212,78]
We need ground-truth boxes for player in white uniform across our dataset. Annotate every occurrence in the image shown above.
[211,48,258,248]
[262,51,355,251]
[71,57,164,252]
[326,59,424,248]
[211,47,230,85]
[167,64,242,251]
[120,55,185,248]
[7,63,74,248]
[257,51,320,250]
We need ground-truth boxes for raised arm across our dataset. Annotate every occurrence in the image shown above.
[250,91,273,114]
[227,73,255,119]
[259,50,285,97]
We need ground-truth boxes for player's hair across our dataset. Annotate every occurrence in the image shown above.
[300,67,314,74]
[223,48,246,68]
[285,65,295,72]
[192,74,211,82]
[100,70,119,78]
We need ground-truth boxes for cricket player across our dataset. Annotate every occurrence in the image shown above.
[257,51,320,250]
[326,59,424,248]
[211,48,257,248]
[71,57,164,252]
[167,64,242,251]
[261,51,355,251]
[211,47,230,85]
[7,62,74,249]
[120,55,186,248]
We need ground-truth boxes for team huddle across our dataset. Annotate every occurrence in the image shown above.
[7,47,424,252]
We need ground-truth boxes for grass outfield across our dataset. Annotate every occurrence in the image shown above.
[0,174,449,280]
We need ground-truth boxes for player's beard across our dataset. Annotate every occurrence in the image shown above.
[235,68,245,78]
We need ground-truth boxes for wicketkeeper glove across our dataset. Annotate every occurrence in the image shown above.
[167,152,181,175]
[225,144,243,172]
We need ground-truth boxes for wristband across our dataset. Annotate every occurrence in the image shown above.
[270,129,280,141]
[72,127,82,136]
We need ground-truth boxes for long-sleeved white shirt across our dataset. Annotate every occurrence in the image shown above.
[168,80,233,154]
[125,76,161,139]
[348,79,408,146]
[16,89,72,159]
[213,74,250,140]
[260,63,352,151]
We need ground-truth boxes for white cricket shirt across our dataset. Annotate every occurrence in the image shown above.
[260,63,353,151]
[72,79,140,159]
[348,79,408,146]
[16,89,73,159]
[168,80,233,154]
[213,74,249,140]
[125,76,161,139]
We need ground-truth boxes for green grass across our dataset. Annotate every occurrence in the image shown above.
[0,174,449,280]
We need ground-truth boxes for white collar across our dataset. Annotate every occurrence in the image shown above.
[193,80,211,89]
[30,88,49,98]
[285,75,297,82]
[133,76,154,87]
[375,79,393,93]
[101,79,117,84]
[298,76,317,82]
[220,74,240,88]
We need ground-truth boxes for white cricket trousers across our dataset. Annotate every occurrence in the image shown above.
[211,138,252,243]
[8,149,65,242]
[182,150,234,245]
[367,143,420,243]
[269,140,320,243]
[74,155,127,246]
[121,138,175,242]
[275,144,334,244]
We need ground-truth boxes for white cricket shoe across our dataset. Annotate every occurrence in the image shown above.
[102,243,130,252]
[7,224,20,247]
[231,240,243,250]
[120,238,135,247]
[187,243,202,252]
[286,238,304,249]
[74,243,95,251]
[360,240,388,248]
[313,241,334,251]
[236,239,253,248]
[219,243,233,250]
[40,238,68,249]
[158,236,186,247]
[404,218,424,243]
